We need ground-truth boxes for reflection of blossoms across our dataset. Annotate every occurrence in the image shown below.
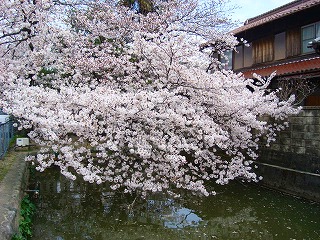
[1,0,299,197]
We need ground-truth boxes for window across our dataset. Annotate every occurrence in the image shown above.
[220,50,233,70]
[233,45,243,70]
[252,36,274,64]
[301,22,320,54]
[274,32,286,60]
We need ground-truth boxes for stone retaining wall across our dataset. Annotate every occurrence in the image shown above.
[257,108,320,202]
[0,153,29,240]
[269,107,320,156]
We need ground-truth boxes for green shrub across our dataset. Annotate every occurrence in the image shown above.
[12,195,36,240]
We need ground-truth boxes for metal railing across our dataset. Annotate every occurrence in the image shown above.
[0,120,13,160]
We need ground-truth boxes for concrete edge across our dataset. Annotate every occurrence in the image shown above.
[0,152,29,240]
[255,161,320,203]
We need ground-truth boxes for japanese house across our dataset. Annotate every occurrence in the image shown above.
[230,0,320,106]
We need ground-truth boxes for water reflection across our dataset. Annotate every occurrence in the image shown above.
[31,168,320,240]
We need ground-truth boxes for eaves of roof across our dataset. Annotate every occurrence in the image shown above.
[239,56,320,79]
[232,0,320,35]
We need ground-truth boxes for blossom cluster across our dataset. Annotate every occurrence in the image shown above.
[0,0,299,197]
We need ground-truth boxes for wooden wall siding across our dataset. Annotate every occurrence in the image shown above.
[253,36,274,64]
[286,28,301,57]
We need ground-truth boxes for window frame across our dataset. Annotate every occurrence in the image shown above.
[301,21,320,54]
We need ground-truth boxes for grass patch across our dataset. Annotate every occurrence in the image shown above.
[0,149,21,182]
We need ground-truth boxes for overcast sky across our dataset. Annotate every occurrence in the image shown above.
[227,0,295,25]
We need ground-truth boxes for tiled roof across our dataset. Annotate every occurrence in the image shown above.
[240,56,320,79]
[232,0,320,35]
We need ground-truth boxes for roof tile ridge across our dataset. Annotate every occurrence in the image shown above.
[232,0,320,34]
[246,0,318,24]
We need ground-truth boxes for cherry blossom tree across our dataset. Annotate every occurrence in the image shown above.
[0,0,298,197]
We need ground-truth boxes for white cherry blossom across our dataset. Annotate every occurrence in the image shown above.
[0,0,299,197]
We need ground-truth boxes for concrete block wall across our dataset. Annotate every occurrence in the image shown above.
[257,108,320,202]
[271,108,320,156]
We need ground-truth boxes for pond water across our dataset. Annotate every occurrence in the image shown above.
[30,168,320,240]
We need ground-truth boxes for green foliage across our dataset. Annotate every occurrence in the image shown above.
[28,163,37,183]
[35,67,59,88]
[12,195,36,240]
[94,35,106,45]
[129,54,138,63]
[9,135,18,148]
[38,67,57,77]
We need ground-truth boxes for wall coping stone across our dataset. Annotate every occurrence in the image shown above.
[0,153,29,240]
